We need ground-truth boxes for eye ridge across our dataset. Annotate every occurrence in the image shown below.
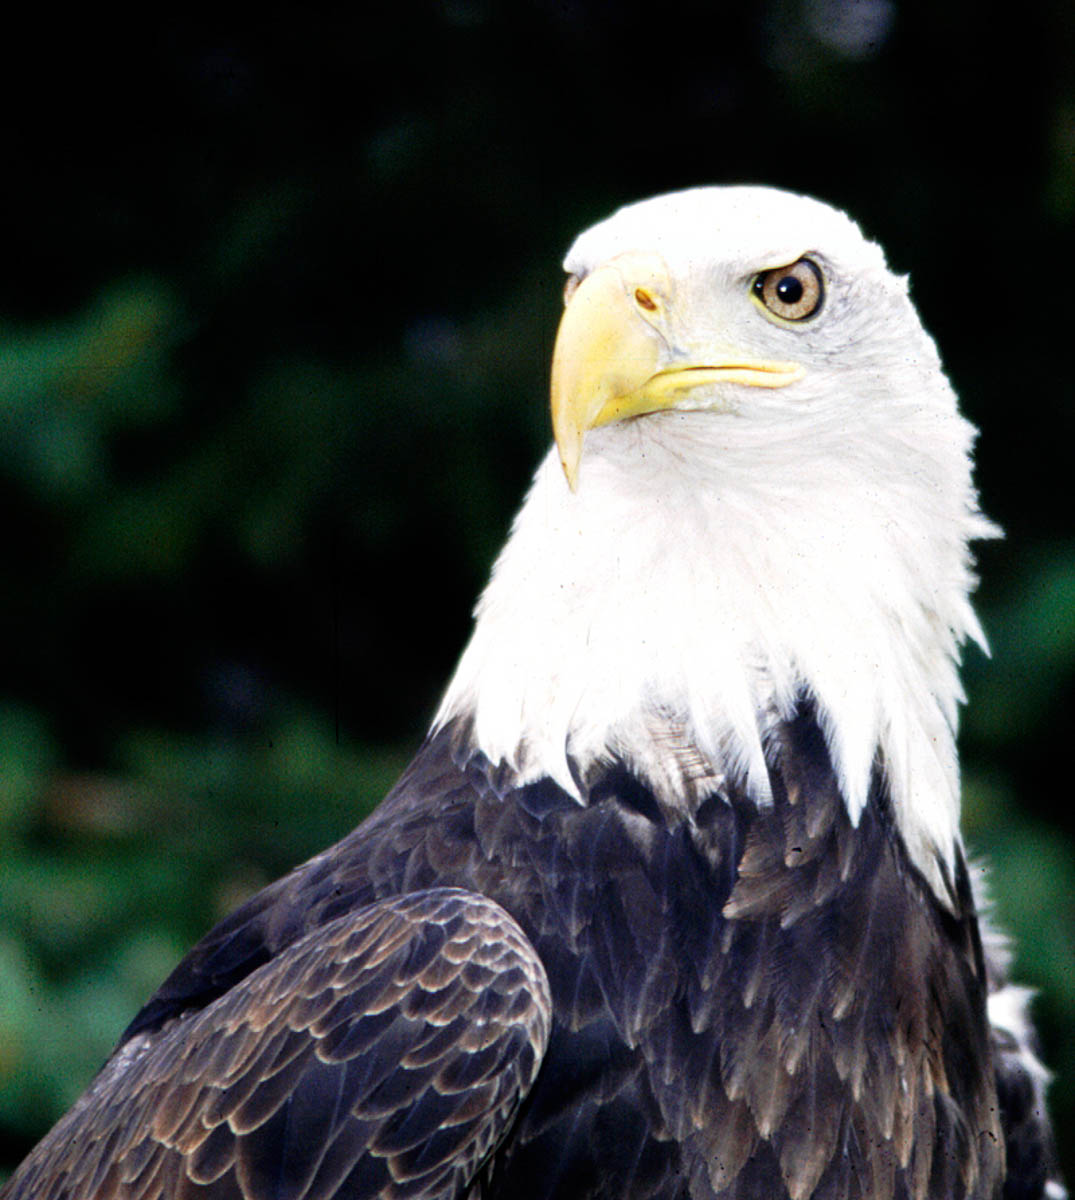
[753,258,824,321]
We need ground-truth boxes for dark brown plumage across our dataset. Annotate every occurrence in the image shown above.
[3,886,549,1200]
[3,705,1044,1200]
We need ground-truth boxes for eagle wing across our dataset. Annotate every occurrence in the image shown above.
[2,888,551,1200]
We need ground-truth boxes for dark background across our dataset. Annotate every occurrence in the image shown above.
[1,1,1072,1185]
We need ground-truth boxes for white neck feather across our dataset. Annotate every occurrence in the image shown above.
[436,390,994,897]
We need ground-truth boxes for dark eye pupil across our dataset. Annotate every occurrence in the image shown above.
[776,275,803,304]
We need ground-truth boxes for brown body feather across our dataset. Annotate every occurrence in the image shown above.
[1,701,1021,1200]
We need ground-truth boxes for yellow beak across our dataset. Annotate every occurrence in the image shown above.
[550,252,804,489]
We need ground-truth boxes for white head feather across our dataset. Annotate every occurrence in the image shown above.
[436,185,996,897]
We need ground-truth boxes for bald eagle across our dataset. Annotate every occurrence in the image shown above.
[1,187,1062,1200]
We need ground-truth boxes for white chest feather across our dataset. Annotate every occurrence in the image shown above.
[437,397,994,901]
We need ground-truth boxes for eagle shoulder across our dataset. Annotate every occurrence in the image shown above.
[0,888,550,1200]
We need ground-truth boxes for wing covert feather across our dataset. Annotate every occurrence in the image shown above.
[1,888,550,1200]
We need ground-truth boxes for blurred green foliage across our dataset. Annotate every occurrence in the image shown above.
[1,0,1073,1185]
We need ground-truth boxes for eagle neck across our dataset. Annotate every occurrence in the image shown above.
[436,413,990,900]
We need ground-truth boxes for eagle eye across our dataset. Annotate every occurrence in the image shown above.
[752,258,824,322]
